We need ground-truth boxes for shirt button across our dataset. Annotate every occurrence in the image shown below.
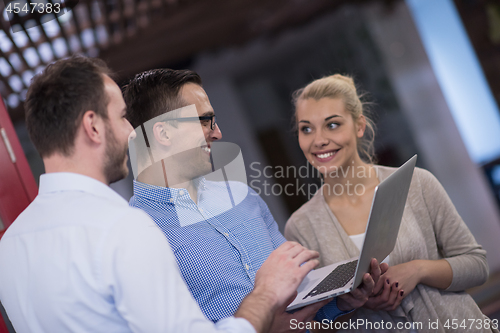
[245,264,250,270]
[223,232,229,237]
[179,190,184,196]
[169,198,174,203]
[199,208,204,212]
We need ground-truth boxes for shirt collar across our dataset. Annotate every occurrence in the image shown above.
[39,172,128,206]
[133,177,207,204]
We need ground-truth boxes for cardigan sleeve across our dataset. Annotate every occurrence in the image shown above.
[417,168,489,291]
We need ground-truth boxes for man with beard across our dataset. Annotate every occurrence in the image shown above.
[124,69,381,332]
[0,56,327,333]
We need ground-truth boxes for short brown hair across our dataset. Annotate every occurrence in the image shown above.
[25,55,111,158]
[122,68,202,129]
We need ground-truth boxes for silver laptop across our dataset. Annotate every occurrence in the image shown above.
[286,155,417,311]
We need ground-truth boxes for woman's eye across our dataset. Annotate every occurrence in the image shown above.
[300,126,312,134]
[327,122,339,129]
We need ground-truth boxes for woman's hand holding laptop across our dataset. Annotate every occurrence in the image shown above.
[336,258,385,312]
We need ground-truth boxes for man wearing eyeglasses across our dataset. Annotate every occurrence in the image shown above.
[124,69,380,332]
[0,57,327,333]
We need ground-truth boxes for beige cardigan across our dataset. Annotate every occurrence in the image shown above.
[285,166,496,333]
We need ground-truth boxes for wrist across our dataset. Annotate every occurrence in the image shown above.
[413,260,427,284]
[251,284,281,312]
[235,286,279,333]
[413,259,453,289]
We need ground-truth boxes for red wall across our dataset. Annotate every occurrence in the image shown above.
[0,99,38,333]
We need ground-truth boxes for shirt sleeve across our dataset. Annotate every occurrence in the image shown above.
[100,208,256,333]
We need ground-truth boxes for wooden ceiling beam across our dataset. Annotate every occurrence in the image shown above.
[101,0,353,80]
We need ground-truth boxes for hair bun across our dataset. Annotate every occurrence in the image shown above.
[329,74,357,91]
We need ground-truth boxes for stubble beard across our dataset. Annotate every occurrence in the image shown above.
[104,122,129,184]
[165,147,212,186]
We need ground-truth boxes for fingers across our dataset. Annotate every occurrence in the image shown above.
[362,273,375,295]
[254,242,320,309]
[294,248,320,266]
[297,259,320,278]
[371,260,389,296]
[386,282,399,305]
[275,241,319,265]
[378,278,392,303]
[276,241,303,256]
[347,273,372,301]
[381,286,405,311]
[372,274,386,296]
[369,258,382,286]
[394,290,405,309]
[363,278,392,310]
[337,273,375,311]
[287,245,320,278]
[370,281,404,311]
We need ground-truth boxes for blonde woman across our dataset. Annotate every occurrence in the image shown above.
[284,74,497,332]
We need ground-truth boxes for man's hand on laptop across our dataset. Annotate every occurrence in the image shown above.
[235,242,319,333]
[255,241,320,308]
[336,258,381,311]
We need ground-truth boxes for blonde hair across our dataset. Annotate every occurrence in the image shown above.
[292,74,376,164]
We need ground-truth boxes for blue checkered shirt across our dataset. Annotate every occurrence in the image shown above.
[130,179,344,324]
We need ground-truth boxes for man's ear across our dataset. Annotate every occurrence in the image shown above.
[153,122,171,147]
[81,110,105,144]
[356,115,367,138]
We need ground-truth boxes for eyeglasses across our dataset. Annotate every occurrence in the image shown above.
[167,115,217,130]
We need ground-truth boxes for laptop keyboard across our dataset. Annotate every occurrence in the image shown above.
[303,260,358,299]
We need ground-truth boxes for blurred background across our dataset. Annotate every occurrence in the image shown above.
[1,0,500,318]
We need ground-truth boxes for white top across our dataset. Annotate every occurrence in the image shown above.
[348,233,390,265]
[0,172,254,333]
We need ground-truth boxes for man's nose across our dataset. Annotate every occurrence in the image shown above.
[211,123,222,141]
[128,128,137,142]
